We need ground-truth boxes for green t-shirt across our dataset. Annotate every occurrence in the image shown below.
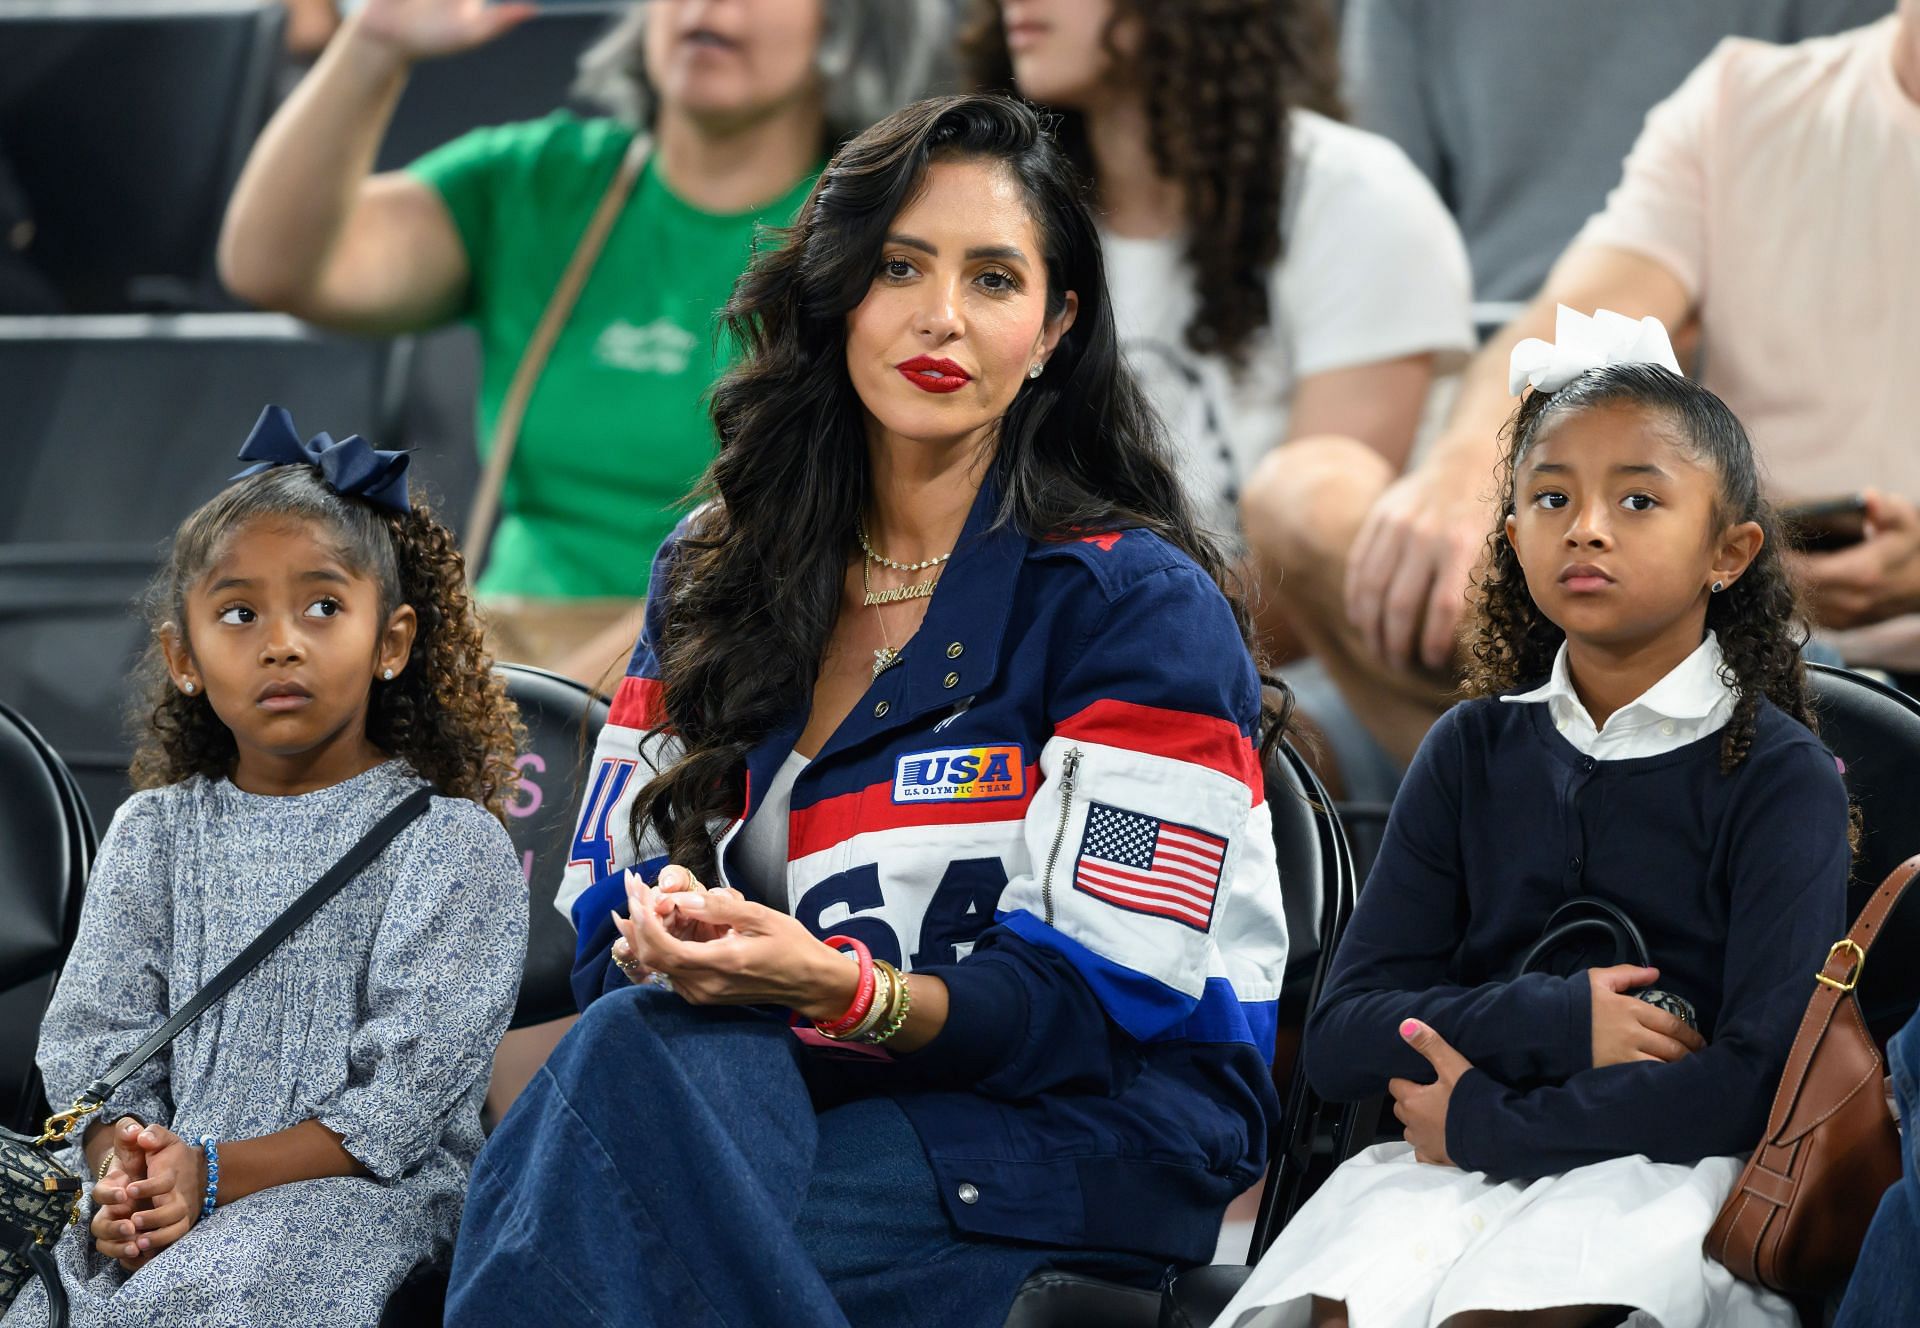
[409,113,817,597]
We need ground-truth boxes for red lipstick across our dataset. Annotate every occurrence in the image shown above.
[897,356,971,394]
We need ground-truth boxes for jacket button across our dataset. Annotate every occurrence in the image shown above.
[1569,856,1582,872]
[873,701,890,718]
[943,672,960,689]
[946,641,964,658]
[957,1183,980,1205]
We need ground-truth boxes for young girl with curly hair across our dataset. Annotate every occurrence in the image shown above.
[1215,312,1852,1328]
[2,408,527,1328]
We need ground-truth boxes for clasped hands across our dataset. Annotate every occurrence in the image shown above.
[1389,963,1707,1168]
[90,1117,206,1270]
[609,866,858,1022]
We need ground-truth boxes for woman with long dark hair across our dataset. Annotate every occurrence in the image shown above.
[445,94,1291,1326]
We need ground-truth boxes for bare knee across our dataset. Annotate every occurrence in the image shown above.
[1240,435,1396,608]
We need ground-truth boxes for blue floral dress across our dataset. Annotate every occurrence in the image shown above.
[3,761,526,1327]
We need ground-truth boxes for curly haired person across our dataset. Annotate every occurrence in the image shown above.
[2,411,527,1328]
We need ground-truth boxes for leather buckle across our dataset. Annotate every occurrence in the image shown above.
[1816,939,1866,993]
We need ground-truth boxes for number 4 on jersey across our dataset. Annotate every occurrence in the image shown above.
[569,758,638,878]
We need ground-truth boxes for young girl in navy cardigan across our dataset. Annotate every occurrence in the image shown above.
[1219,309,1852,1328]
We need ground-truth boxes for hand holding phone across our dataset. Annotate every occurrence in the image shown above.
[1783,495,1868,554]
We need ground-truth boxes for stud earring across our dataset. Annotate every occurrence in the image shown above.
[1711,581,1725,594]
[382,668,394,681]
[182,680,194,694]
[1028,362,1043,380]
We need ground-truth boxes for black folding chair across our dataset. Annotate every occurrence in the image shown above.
[1153,743,1358,1328]
[1806,664,1920,1044]
[0,314,405,546]
[0,2,284,311]
[380,663,610,1326]
[0,700,96,1133]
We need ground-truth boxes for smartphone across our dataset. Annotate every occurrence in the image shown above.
[1783,495,1868,554]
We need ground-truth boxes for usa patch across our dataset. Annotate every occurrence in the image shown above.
[1073,802,1226,932]
[892,745,1026,803]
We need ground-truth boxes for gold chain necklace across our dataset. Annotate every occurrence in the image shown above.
[863,557,940,678]
[858,519,951,679]
[858,518,952,573]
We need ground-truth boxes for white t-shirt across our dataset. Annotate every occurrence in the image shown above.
[730,750,808,908]
[1101,110,1474,536]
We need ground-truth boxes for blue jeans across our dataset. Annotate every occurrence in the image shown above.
[445,988,1165,1328]
[1836,1015,1920,1326]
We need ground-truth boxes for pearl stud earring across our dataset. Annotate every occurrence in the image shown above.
[383,668,394,680]
[182,680,194,694]
[1028,362,1043,380]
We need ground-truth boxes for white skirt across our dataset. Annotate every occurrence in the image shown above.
[1215,1143,1796,1328]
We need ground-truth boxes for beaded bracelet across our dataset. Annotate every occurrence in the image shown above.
[196,1136,220,1220]
[864,961,914,1046]
[814,935,876,1037]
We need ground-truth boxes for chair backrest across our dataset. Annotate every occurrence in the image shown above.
[0,543,165,834]
[389,326,483,538]
[1807,664,1920,1041]
[0,700,95,1132]
[374,4,623,172]
[0,2,284,311]
[495,663,611,1029]
[0,314,403,546]
[1249,740,1357,1258]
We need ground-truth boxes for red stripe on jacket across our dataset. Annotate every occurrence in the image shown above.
[1053,699,1263,803]
[787,767,1041,862]
[608,675,667,730]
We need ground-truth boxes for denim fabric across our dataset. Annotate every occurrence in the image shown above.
[1836,1015,1920,1327]
[444,988,1165,1328]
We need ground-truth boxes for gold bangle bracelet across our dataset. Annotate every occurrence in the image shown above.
[818,964,893,1042]
[865,962,913,1045]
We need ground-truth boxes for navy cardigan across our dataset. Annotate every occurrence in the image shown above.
[1304,696,1849,1179]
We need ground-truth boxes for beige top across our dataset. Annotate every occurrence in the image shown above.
[1577,17,1920,502]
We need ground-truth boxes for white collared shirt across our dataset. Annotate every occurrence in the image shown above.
[1499,633,1737,761]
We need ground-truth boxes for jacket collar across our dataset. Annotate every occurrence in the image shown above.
[721,476,1025,870]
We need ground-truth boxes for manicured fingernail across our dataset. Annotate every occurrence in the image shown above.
[1400,1019,1420,1039]
[675,893,707,910]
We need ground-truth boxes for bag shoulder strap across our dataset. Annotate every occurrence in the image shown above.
[460,133,653,580]
[1760,854,1920,1140]
[79,785,436,1107]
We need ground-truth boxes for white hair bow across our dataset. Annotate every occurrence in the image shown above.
[1507,305,1683,396]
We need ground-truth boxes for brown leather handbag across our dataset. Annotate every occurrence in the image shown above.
[1704,856,1915,1295]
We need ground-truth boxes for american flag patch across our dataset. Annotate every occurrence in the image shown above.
[1073,802,1226,932]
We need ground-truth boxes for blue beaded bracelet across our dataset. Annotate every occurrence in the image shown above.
[196,1136,220,1220]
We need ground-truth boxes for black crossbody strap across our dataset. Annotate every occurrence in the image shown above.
[79,785,435,1107]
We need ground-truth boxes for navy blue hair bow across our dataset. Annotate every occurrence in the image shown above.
[230,404,412,514]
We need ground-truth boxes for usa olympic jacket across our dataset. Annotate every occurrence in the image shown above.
[557,480,1289,1264]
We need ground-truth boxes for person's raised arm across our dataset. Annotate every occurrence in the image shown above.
[1344,242,1694,674]
[217,0,532,332]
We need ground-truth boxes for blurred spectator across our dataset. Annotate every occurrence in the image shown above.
[964,0,1472,567]
[220,0,943,683]
[1343,0,1888,306]
[284,0,343,58]
[1248,5,1920,768]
